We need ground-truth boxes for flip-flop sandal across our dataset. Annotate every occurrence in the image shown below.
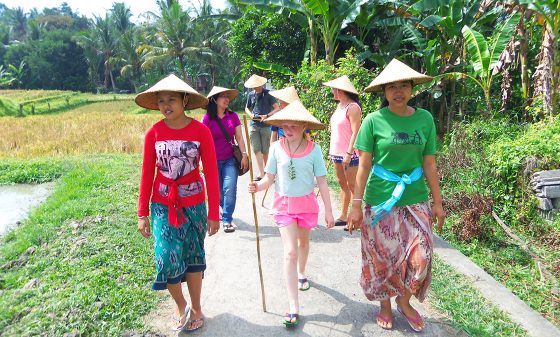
[376,313,393,330]
[396,305,424,332]
[223,224,235,233]
[170,306,190,331]
[334,219,347,226]
[298,278,310,291]
[184,315,205,333]
[282,313,299,327]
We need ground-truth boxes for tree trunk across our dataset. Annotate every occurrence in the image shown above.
[438,84,446,136]
[533,26,553,117]
[110,66,116,92]
[447,80,457,133]
[308,19,317,65]
[519,10,530,117]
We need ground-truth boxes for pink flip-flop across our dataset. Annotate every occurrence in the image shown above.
[396,305,424,332]
[376,313,393,330]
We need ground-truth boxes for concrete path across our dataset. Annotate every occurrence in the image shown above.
[144,167,465,337]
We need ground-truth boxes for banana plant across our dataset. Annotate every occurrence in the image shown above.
[233,0,366,64]
[441,12,520,114]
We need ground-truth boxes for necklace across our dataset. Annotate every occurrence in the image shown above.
[286,137,305,180]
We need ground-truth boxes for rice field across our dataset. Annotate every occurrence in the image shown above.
[0,96,206,158]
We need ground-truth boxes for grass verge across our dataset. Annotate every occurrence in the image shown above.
[430,255,528,336]
[0,155,162,336]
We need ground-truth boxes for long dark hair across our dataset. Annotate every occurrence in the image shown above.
[206,96,233,120]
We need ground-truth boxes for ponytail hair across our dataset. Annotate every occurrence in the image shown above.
[346,92,362,109]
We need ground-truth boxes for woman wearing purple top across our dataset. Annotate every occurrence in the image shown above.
[202,86,248,233]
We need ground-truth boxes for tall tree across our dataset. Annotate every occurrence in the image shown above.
[140,0,210,80]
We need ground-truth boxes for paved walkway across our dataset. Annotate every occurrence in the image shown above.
[144,167,465,336]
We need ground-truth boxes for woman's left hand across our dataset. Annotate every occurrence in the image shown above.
[208,220,220,236]
[432,202,446,231]
[342,153,351,167]
[241,155,249,171]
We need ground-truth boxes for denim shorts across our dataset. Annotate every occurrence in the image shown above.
[329,154,359,167]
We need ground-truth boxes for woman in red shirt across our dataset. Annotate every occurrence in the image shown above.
[135,74,220,333]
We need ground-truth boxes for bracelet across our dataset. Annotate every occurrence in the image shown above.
[346,151,353,155]
[352,198,362,202]
[242,151,247,154]
[138,216,148,219]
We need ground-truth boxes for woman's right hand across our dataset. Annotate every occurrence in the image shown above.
[347,204,363,235]
[138,217,151,238]
[241,154,249,171]
[248,182,258,193]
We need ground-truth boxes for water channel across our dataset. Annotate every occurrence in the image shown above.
[0,182,54,236]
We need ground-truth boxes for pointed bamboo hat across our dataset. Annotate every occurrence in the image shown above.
[135,74,208,110]
[322,75,359,95]
[207,86,239,102]
[264,100,325,130]
[269,86,300,104]
[244,74,268,88]
[364,58,433,92]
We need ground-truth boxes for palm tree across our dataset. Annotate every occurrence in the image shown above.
[76,15,119,91]
[140,0,211,80]
[7,7,27,41]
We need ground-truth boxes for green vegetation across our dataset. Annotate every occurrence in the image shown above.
[439,117,560,325]
[430,256,527,337]
[0,155,161,336]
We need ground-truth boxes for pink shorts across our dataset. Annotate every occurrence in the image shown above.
[272,192,319,229]
[273,212,318,230]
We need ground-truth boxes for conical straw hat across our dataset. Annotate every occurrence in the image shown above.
[264,100,325,130]
[269,86,300,104]
[207,86,239,102]
[364,58,433,92]
[322,75,359,95]
[244,74,267,88]
[135,74,208,110]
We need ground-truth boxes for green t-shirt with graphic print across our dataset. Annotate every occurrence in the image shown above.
[354,107,436,207]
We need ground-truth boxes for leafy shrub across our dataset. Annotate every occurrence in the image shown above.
[0,97,19,116]
[0,159,65,184]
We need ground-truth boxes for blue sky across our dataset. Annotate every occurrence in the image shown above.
[2,0,229,21]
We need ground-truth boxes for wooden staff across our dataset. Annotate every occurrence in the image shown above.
[242,115,267,312]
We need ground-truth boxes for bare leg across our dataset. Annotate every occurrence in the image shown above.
[185,272,204,322]
[333,163,350,220]
[255,151,265,178]
[263,152,268,170]
[167,282,188,329]
[279,222,299,314]
[297,227,311,279]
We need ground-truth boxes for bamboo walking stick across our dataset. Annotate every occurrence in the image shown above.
[242,115,267,312]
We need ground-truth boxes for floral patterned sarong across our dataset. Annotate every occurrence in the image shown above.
[360,201,433,302]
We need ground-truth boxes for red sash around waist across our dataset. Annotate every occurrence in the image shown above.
[158,168,201,228]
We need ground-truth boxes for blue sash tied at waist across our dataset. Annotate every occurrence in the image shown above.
[369,164,423,226]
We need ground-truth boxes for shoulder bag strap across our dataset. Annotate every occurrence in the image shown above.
[215,116,235,145]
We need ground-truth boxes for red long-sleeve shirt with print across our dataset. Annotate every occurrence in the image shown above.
[138,119,220,221]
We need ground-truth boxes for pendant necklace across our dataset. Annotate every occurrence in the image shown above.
[287,137,305,180]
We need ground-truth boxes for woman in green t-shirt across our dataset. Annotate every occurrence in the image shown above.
[348,59,446,332]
